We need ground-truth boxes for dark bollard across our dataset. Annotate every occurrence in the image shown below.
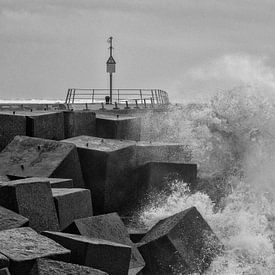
[125,101,130,110]
[134,99,139,109]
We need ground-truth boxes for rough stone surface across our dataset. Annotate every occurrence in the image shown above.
[0,227,70,275]
[0,254,9,269]
[0,113,26,152]
[96,115,141,141]
[63,136,136,214]
[42,231,131,275]
[0,205,29,231]
[26,111,64,140]
[135,141,192,166]
[30,177,73,188]
[63,111,96,138]
[29,258,108,275]
[64,213,144,274]
[0,136,84,188]
[135,162,197,202]
[52,188,93,230]
[0,178,59,232]
[138,207,223,274]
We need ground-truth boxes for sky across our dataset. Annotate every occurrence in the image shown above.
[1,0,275,102]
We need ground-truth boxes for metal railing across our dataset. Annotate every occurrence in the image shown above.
[65,88,169,107]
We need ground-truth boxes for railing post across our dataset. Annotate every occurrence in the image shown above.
[125,101,130,109]
[92,89,95,103]
[150,97,154,108]
[65,89,70,104]
[134,99,139,109]
[118,89,120,103]
[155,90,159,105]
[113,102,119,110]
[144,99,147,108]
[140,89,143,105]
[72,89,76,104]
[151,90,154,105]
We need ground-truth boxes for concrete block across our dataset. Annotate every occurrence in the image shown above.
[0,268,10,275]
[0,205,29,231]
[0,254,9,269]
[0,178,59,232]
[96,115,141,141]
[135,141,192,166]
[29,258,108,275]
[30,177,73,188]
[63,136,136,214]
[64,213,145,274]
[0,113,26,152]
[135,162,197,200]
[42,231,131,275]
[64,110,96,138]
[26,111,64,140]
[0,227,70,275]
[52,188,93,230]
[138,207,223,274]
[0,136,84,188]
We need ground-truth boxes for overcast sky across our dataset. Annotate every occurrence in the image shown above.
[1,0,275,102]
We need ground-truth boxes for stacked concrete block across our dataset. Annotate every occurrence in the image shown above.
[52,188,93,230]
[0,136,84,188]
[63,136,136,214]
[30,177,73,188]
[135,141,192,166]
[29,258,107,275]
[43,231,131,275]
[0,227,70,275]
[26,111,64,140]
[138,207,223,274]
[96,115,141,141]
[0,206,29,231]
[0,113,26,152]
[63,110,96,138]
[0,178,59,232]
[135,162,197,200]
[64,213,145,274]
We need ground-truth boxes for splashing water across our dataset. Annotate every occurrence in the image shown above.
[137,85,275,274]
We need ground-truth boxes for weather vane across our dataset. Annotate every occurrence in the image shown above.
[106,37,116,104]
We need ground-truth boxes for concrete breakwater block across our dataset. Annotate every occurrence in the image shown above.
[135,162,197,199]
[0,268,10,275]
[135,141,192,166]
[64,110,96,138]
[0,227,70,275]
[0,113,26,152]
[0,205,29,231]
[0,254,9,269]
[64,213,145,275]
[30,177,73,188]
[42,231,131,275]
[29,258,108,275]
[0,178,59,232]
[26,111,64,140]
[138,207,223,274]
[63,136,136,214]
[0,136,84,188]
[96,115,141,141]
[52,188,93,230]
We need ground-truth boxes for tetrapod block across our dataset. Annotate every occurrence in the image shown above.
[30,177,73,188]
[0,178,59,232]
[0,205,29,231]
[63,136,136,214]
[96,115,141,141]
[52,188,93,230]
[135,141,192,166]
[0,136,84,188]
[138,207,223,274]
[64,213,145,274]
[42,231,131,275]
[29,258,108,275]
[63,110,96,138]
[0,227,70,275]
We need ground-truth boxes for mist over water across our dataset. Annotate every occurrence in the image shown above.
[137,56,275,274]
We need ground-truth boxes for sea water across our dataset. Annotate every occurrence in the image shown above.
[137,85,275,274]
